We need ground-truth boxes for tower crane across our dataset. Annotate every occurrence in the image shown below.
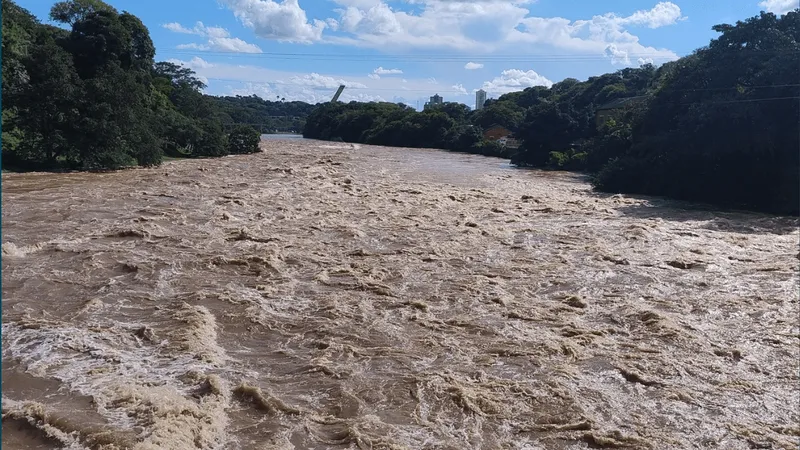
[330,85,345,103]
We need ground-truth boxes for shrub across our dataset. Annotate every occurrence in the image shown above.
[548,151,569,168]
[548,149,588,171]
[470,139,505,157]
[227,125,261,155]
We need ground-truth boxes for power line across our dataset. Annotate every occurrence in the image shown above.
[663,84,800,92]
[681,96,800,105]
[162,49,688,59]
[202,76,800,96]
[160,48,800,61]
[159,49,692,63]
[205,77,470,94]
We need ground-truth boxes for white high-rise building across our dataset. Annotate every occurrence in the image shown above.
[475,89,487,110]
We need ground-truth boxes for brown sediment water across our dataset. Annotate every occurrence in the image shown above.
[2,139,798,450]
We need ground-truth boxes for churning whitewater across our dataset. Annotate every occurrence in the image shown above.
[2,139,798,450]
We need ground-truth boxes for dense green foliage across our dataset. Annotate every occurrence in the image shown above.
[3,0,161,170]
[303,101,511,158]
[227,125,261,155]
[210,95,314,133]
[303,10,799,215]
[0,0,313,171]
[592,11,800,215]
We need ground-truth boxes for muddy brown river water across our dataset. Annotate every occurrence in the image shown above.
[2,139,798,450]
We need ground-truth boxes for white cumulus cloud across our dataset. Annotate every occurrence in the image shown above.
[480,69,553,95]
[451,83,468,94]
[326,18,340,30]
[619,2,686,28]
[213,37,263,53]
[323,1,684,66]
[182,56,215,69]
[337,2,405,36]
[604,43,631,65]
[163,21,263,53]
[510,4,683,66]
[289,73,368,89]
[464,62,484,70]
[758,0,798,14]
[176,43,210,51]
[163,22,195,34]
[373,66,403,75]
[222,0,327,43]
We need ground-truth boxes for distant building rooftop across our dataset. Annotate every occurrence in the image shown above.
[485,124,512,133]
[484,124,514,141]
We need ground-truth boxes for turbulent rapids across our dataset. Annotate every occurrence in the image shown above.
[2,139,798,449]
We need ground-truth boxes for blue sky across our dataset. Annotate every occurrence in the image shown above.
[20,0,799,108]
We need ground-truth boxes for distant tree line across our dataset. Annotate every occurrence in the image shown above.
[303,101,509,158]
[1,0,313,171]
[303,10,799,215]
[210,95,315,133]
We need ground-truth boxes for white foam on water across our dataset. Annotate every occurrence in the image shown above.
[3,321,202,426]
[0,314,259,450]
[2,242,43,257]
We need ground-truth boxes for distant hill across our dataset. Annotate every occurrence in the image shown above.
[208,95,316,134]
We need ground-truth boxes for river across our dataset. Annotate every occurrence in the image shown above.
[2,138,798,449]
[261,134,304,141]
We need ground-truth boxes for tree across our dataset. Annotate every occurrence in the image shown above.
[513,101,579,167]
[228,125,261,154]
[2,0,40,162]
[119,12,155,71]
[584,119,633,172]
[208,94,315,133]
[49,0,116,25]
[2,0,39,97]
[68,10,135,77]
[471,100,524,131]
[194,119,228,157]
[63,6,164,169]
[430,102,471,122]
[153,61,206,91]
[595,10,800,214]
[12,25,83,167]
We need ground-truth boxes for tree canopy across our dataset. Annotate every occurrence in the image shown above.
[303,101,509,158]
[591,10,799,214]
[210,95,315,133]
